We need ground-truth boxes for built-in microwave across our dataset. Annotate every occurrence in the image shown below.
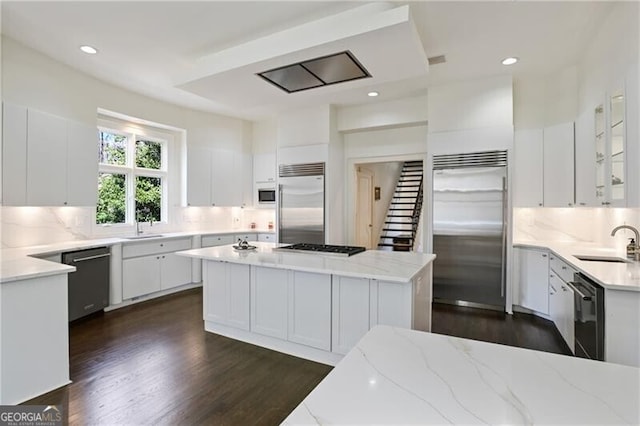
[257,187,276,204]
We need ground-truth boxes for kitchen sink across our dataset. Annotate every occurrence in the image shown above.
[573,254,631,263]
[124,234,165,240]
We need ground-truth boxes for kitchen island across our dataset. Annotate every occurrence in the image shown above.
[177,242,435,365]
[284,325,640,424]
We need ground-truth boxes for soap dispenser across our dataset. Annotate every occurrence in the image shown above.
[627,238,637,259]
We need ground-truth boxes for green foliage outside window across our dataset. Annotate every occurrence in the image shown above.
[96,133,164,224]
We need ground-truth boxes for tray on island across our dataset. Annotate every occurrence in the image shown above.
[232,244,257,251]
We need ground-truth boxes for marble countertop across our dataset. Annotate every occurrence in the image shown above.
[514,240,640,292]
[0,228,274,284]
[284,325,640,425]
[177,242,436,283]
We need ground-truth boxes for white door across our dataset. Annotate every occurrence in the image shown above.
[204,261,227,324]
[227,263,250,330]
[355,168,374,248]
[160,252,192,290]
[331,276,371,355]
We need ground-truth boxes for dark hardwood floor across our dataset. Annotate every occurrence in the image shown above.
[25,290,571,425]
[432,302,573,356]
[25,288,332,425]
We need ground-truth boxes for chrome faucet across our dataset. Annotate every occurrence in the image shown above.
[611,225,640,261]
[135,220,143,236]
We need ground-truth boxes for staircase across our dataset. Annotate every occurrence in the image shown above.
[377,160,424,251]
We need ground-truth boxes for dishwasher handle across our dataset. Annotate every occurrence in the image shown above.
[72,253,111,263]
[566,281,591,300]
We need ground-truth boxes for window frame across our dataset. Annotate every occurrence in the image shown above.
[97,124,170,226]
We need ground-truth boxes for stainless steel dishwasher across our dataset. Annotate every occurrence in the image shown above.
[62,246,111,321]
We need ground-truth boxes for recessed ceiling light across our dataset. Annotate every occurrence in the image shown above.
[80,45,98,55]
[501,57,518,66]
[368,91,379,97]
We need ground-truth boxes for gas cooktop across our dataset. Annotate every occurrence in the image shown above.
[274,243,366,257]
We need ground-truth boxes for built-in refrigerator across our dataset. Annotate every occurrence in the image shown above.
[432,151,507,310]
[278,162,325,244]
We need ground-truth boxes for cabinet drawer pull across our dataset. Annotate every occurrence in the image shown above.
[542,254,547,258]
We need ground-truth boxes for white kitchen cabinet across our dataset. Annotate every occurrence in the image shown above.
[515,247,549,314]
[332,276,371,355]
[202,234,235,247]
[513,123,575,208]
[66,121,99,206]
[204,261,250,330]
[288,271,331,350]
[2,103,27,205]
[258,233,275,242]
[1,104,98,207]
[186,146,212,207]
[513,129,544,207]
[160,252,193,291]
[549,254,576,352]
[543,122,575,207]
[186,147,252,207]
[27,109,67,206]
[254,152,276,183]
[370,279,412,328]
[123,256,161,299]
[251,266,289,339]
[122,238,193,299]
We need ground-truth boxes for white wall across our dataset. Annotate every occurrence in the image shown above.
[344,125,428,159]
[337,95,428,132]
[427,75,513,133]
[252,118,277,154]
[277,104,331,148]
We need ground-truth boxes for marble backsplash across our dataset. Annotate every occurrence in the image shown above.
[0,206,275,248]
[513,207,640,251]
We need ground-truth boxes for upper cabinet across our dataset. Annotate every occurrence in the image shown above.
[2,103,98,206]
[595,90,626,206]
[513,122,574,207]
[186,146,252,207]
[253,152,276,183]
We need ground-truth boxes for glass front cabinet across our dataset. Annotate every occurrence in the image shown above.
[595,89,626,206]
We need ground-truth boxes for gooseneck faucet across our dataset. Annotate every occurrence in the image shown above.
[611,225,640,261]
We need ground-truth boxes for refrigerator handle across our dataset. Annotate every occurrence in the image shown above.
[278,184,283,239]
[501,176,507,298]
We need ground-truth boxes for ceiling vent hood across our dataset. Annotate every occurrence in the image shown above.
[257,51,371,93]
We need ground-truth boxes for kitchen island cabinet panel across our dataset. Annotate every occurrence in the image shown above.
[251,266,288,339]
[288,271,331,350]
[204,261,250,330]
[371,279,412,328]
[331,276,371,355]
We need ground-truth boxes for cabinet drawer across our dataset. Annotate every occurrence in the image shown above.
[122,238,191,259]
[258,233,275,242]
[202,234,234,247]
[234,233,257,242]
[549,254,576,283]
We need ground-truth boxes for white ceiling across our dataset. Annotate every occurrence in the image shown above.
[1,1,615,121]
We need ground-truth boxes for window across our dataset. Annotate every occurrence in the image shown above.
[97,126,168,225]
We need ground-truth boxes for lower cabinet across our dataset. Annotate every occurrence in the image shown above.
[288,271,331,351]
[515,247,550,314]
[332,275,412,355]
[204,261,250,330]
[250,266,331,350]
[122,238,193,300]
[250,267,289,339]
[332,276,371,355]
[203,262,413,355]
[549,255,576,352]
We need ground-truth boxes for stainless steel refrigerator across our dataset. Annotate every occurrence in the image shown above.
[432,151,507,310]
[278,162,325,244]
